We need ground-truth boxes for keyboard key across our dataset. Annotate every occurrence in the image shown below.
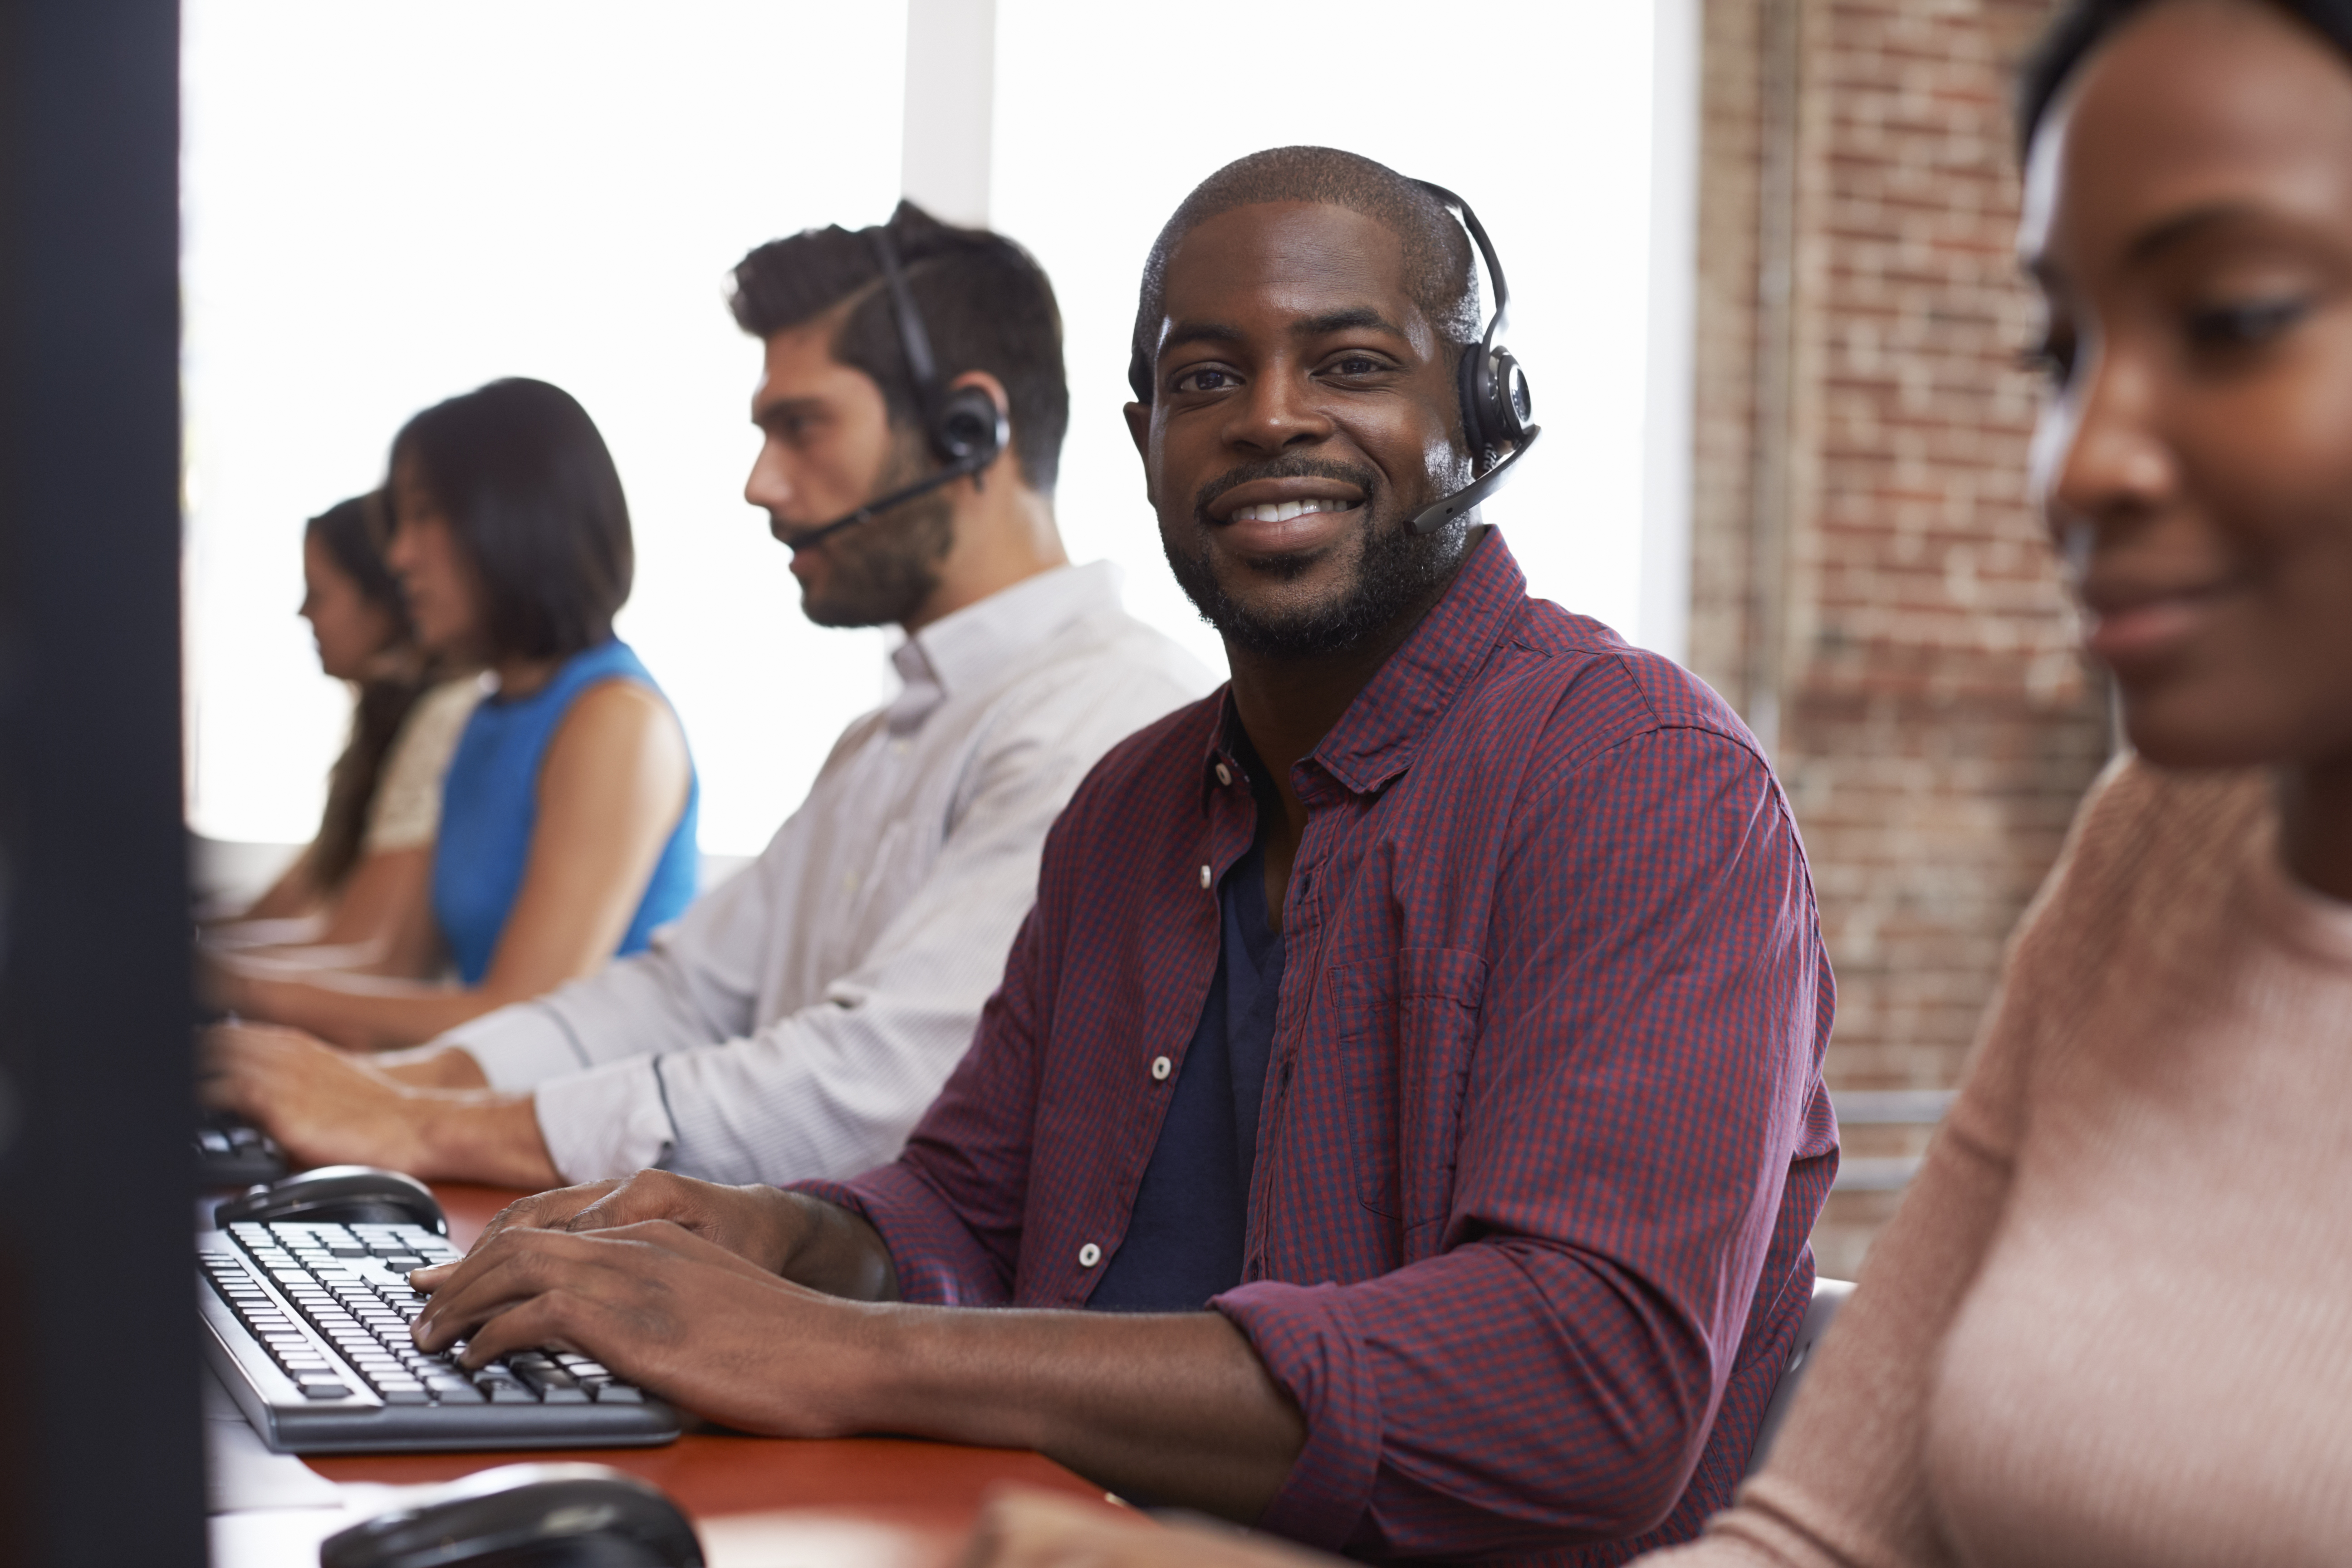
[379,1388,432,1405]
[592,1384,646,1404]
[298,1382,350,1400]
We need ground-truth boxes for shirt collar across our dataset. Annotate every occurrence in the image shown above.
[887,561,1125,731]
[1198,528,1528,803]
[1314,529,1525,794]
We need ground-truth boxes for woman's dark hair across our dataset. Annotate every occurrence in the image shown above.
[2022,0,2352,153]
[390,377,634,662]
[308,492,427,893]
[728,201,1070,494]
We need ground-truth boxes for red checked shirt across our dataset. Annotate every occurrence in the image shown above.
[800,533,1838,1564]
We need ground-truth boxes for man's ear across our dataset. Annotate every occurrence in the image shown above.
[937,369,1015,491]
[1122,401,1156,506]
[946,370,1012,431]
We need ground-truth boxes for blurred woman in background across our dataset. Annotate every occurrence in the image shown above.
[205,490,479,968]
[215,377,698,1049]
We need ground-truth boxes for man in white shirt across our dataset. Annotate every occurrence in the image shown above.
[205,202,1215,1188]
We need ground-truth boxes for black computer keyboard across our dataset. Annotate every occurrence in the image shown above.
[195,1110,288,1186]
[199,1218,679,1453]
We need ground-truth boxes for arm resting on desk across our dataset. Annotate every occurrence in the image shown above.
[410,1178,1306,1522]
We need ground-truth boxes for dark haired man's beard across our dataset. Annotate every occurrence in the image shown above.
[798,446,956,629]
[1163,458,1469,659]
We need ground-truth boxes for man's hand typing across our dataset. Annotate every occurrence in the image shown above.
[200,1020,560,1189]
[402,1170,1304,1521]
[408,1217,887,1439]
[434,1168,899,1297]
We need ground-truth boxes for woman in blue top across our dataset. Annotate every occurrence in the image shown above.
[221,378,698,1049]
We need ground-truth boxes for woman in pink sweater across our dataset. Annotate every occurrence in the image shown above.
[950,1,2352,1563]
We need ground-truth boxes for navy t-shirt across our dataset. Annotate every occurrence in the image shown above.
[1089,766,1286,1312]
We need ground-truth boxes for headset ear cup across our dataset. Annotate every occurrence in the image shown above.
[934,386,1006,465]
[1456,340,1490,459]
[1485,345,1530,449]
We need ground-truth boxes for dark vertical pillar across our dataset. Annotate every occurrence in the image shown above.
[0,0,203,1563]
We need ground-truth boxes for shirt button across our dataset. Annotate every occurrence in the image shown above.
[1199,864,1212,890]
[1215,762,1232,786]
[1078,1243,1102,1268]
[1151,1055,1172,1081]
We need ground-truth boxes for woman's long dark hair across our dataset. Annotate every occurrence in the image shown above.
[309,491,426,894]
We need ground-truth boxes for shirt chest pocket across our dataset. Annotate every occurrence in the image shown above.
[1327,946,1488,1241]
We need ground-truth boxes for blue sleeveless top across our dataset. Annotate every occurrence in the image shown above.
[431,639,700,985]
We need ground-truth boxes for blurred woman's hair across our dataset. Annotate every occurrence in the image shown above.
[2023,0,2352,148]
[309,491,427,893]
[390,377,635,662]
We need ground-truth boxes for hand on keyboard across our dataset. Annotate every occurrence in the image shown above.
[450,1168,817,1277]
[211,1218,652,1410]
[408,1218,853,1439]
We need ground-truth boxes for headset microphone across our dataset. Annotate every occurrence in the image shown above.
[1406,181,1540,536]
[779,222,1011,551]
[778,442,1000,551]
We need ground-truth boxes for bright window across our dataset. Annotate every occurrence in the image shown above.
[182,2,1671,854]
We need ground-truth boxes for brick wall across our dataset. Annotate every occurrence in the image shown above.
[1691,0,2111,1276]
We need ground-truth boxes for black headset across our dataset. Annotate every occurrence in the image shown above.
[782,225,1013,550]
[1126,181,1540,537]
[1407,181,1539,535]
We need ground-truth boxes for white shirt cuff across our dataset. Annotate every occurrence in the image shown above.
[442,1001,594,1091]
[532,1055,679,1184]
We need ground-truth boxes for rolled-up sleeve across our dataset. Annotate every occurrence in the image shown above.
[1219,725,1832,1558]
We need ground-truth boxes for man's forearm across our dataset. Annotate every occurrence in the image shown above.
[411,1092,562,1189]
[774,1193,901,1300]
[379,1044,490,1090]
[852,1305,1304,1520]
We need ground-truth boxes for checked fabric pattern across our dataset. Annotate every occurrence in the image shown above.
[801,532,1839,1564]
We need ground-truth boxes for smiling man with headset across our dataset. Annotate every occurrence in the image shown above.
[407,149,1837,1564]
[206,202,1214,1191]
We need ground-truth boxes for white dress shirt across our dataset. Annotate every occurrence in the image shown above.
[444,562,1216,1186]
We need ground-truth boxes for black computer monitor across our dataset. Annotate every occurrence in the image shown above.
[0,2,207,1563]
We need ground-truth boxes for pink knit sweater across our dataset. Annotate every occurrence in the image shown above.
[1644,758,2352,1566]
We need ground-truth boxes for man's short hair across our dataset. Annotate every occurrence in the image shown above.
[730,202,1070,495]
[1128,146,1480,404]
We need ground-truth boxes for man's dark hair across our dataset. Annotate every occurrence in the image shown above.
[729,201,1069,494]
[391,377,634,663]
[2021,0,2352,153]
[1128,146,1480,405]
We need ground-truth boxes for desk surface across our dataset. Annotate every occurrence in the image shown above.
[216,1182,1095,1568]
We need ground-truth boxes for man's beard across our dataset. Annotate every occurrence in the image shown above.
[1163,455,1470,658]
[797,436,956,629]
